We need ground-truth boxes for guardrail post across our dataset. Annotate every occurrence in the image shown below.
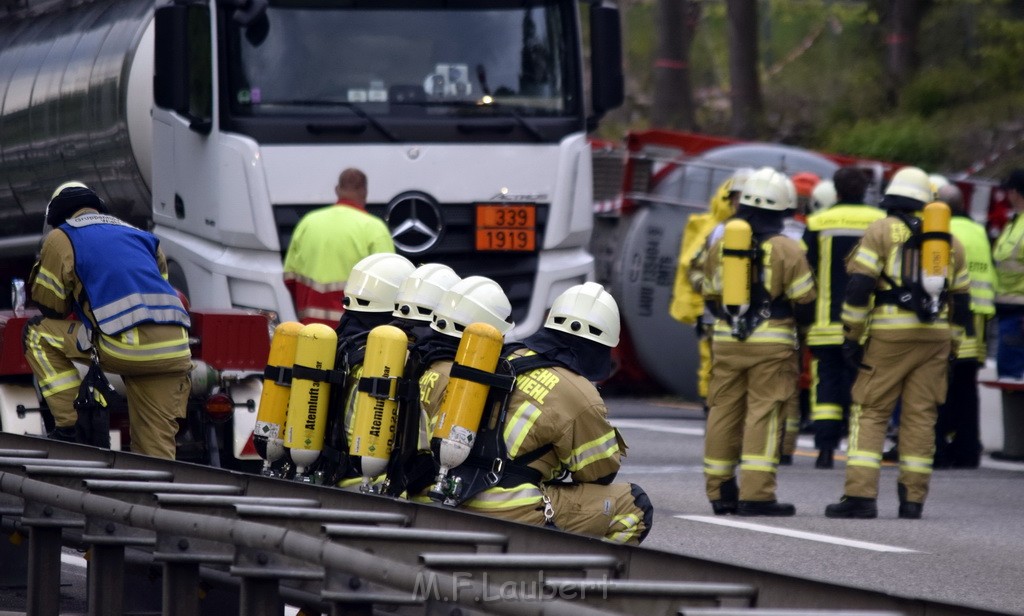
[163,559,201,616]
[88,544,124,616]
[26,524,62,616]
[239,576,282,616]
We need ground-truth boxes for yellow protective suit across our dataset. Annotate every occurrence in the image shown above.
[668,179,736,399]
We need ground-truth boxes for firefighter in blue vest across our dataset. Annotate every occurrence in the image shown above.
[825,167,971,519]
[802,167,886,469]
[24,183,192,459]
[702,167,816,517]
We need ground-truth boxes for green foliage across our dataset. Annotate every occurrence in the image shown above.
[976,16,1024,89]
[824,116,949,168]
[612,0,1024,176]
[899,62,979,117]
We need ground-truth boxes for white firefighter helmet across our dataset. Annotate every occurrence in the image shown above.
[392,263,461,322]
[545,282,621,347]
[45,181,99,227]
[431,275,514,338]
[810,180,838,212]
[343,253,415,313]
[738,167,794,212]
[885,167,932,204]
[50,181,89,200]
[727,167,756,195]
[929,173,950,199]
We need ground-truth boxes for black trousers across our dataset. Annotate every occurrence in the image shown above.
[809,345,856,450]
[934,359,981,468]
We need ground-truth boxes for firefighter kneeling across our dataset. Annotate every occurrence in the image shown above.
[421,282,653,545]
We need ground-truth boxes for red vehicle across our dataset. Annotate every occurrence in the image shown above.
[0,300,270,471]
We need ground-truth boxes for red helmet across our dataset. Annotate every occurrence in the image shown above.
[790,172,820,198]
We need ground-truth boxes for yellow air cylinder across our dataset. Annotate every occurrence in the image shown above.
[254,321,303,466]
[431,322,504,473]
[350,325,409,488]
[722,218,753,317]
[284,323,338,476]
[922,201,951,282]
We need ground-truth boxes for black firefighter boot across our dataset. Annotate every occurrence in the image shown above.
[814,424,839,469]
[737,500,796,517]
[710,477,738,515]
[897,484,923,520]
[824,495,878,519]
[815,448,834,469]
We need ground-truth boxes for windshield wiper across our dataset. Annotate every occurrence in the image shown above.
[275,99,400,142]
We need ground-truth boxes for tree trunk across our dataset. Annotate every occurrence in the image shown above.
[651,0,702,130]
[726,0,762,138]
[879,0,932,106]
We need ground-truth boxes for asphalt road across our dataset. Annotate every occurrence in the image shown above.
[2,393,1021,615]
[607,394,1024,616]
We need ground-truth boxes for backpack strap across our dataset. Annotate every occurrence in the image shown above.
[435,353,561,506]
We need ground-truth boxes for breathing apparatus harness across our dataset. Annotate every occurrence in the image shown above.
[720,229,791,341]
[873,210,951,324]
[428,350,561,508]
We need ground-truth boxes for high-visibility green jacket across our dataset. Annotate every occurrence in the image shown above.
[951,215,995,360]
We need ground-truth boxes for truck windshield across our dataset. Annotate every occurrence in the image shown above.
[224,0,580,119]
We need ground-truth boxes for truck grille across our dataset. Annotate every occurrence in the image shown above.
[274,202,548,326]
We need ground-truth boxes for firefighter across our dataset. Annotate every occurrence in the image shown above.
[381,263,462,496]
[23,183,192,459]
[426,281,652,544]
[417,276,516,428]
[802,167,886,469]
[409,275,516,499]
[670,167,754,413]
[934,183,994,468]
[702,167,816,517]
[780,172,818,464]
[993,169,1024,383]
[825,167,971,520]
[809,180,838,213]
[314,252,415,486]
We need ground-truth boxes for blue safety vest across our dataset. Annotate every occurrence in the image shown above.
[61,213,190,335]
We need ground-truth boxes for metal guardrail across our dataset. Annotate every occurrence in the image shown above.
[0,433,1009,616]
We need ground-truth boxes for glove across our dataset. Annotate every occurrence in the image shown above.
[73,360,114,449]
[841,339,863,371]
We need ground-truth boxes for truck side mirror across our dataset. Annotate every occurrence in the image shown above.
[154,4,190,115]
[589,2,625,117]
[154,4,213,134]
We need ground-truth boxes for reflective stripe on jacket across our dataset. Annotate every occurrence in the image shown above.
[803,204,886,346]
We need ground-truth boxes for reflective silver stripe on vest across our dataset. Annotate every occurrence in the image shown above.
[97,335,191,360]
[818,228,868,237]
[92,292,190,334]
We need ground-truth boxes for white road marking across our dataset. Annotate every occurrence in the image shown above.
[676,515,920,553]
[61,552,88,568]
[612,419,705,436]
[617,464,703,474]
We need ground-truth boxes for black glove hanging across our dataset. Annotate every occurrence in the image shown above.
[73,357,115,449]
[841,339,864,371]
